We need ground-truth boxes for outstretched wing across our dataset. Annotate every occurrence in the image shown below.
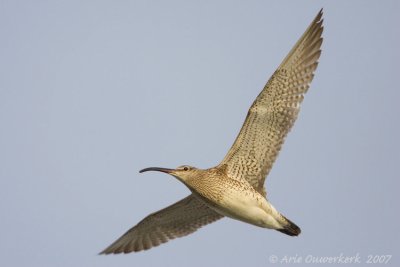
[100,194,223,254]
[220,10,324,195]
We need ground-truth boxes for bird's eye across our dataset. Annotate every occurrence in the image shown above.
[183,166,189,171]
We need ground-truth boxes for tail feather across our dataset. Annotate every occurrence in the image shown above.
[276,215,301,236]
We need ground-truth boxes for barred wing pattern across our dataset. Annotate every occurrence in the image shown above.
[100,195,223,254]
[220,10,324,195]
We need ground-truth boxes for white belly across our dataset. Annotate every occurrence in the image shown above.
[210,188,282,229]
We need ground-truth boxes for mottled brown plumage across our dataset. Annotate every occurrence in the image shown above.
[100,194,222,253]
[220,10,324,194]
[101,9,323,254]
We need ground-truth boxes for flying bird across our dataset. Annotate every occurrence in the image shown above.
[101,9,323,254]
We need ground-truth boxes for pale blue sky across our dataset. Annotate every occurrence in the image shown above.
[1,1,399,266]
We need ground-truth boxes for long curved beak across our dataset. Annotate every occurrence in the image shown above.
[139,167,174,174]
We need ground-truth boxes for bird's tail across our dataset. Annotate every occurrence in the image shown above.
[276,214,301,236]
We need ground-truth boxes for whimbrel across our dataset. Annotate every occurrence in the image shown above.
[101,9,323,254]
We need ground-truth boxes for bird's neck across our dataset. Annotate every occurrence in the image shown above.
[185,168,226,203]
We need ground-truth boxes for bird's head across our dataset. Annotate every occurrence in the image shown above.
[139,165,199,184]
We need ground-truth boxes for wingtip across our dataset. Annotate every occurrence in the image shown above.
[98,248,110,255]
[99,245,119,255]
[98,249,119,255]
[315,8,324,23]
